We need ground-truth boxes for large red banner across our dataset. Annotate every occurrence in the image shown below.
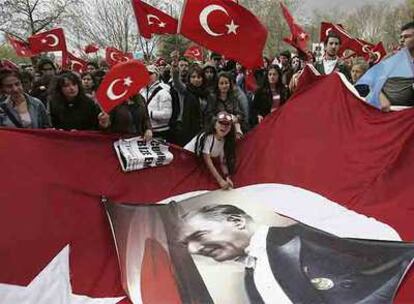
[0,73,413,303]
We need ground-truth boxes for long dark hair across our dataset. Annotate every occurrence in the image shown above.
[194,113,236,174]
[257,65,288,104]
[49,71,90,104]
[215,71,235,100]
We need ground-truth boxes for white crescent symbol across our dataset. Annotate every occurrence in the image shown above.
[71,60,83,70]
[193,49,200,56]
[325,27,332,37]
[199,5,228,37]
[374,51,382,63]
[46,34,59,47]
[110,51,118,62]
[107,79,128,101]
[147,14,161,25]
[362,45,371,53]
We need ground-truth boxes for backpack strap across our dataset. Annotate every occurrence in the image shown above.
[0,102,23,128]
[146,86,163,106]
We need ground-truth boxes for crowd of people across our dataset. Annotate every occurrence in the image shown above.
[0,21,413,188]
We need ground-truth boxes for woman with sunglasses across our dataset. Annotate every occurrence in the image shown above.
[185,111,236,190]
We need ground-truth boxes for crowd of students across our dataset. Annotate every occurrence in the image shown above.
[1,22,413,188]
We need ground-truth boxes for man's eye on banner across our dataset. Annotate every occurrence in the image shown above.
[103,184,414,304]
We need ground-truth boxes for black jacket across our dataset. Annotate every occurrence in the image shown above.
[261,224,414,304]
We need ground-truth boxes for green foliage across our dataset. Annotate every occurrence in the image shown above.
[0,44,30,64]
[156,35,190,60]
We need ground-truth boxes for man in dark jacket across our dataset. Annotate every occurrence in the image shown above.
[314,32,351,81]
[179,204,414,304]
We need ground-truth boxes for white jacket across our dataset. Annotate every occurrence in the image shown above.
[140,81,172,132]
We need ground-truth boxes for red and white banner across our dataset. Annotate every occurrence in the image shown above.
[184,45,204,61]
[179,0,268,69]
[0,73,413,303]
[7,36,34,57]
[280,2,310,55]
[131,0,178,39]
[28,28,67,54]
[62,51,88,73]
[105,47,134,67]
[96,60,150,113]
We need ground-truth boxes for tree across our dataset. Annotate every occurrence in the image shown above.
[67,0,182,59]
[0,0,80,40]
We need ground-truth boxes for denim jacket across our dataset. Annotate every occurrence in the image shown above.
[0,94,50,129]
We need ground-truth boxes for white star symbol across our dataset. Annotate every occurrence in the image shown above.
[158,22,166,28]
[299,32,307,40]
[0,245,124,304]
[41,38,47,44]
[225,20,239,35]
[124,77,133,87]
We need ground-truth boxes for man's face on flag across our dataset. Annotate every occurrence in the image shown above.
[400,28,414,51]
[178,214,249,262]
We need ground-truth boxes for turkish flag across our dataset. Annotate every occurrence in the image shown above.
[105,47,133,67]
[28,28,67,54]
[179,0,268,69]
[370,42,387,64]
[1,74,414,303]
[131,0,178,39]
[7,36,34,57]
[280,2,309,54]
[320,22,368,57]
[184,45,204,61]
[84,43,100,54]
[62,51,88,73]
[96,60,150,113]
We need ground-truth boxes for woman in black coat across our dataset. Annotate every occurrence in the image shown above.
[253,65,290,125]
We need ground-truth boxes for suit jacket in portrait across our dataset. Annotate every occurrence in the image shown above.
[261,224,414,304]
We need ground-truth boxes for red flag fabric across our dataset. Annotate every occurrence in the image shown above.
[0,74,414,303]
[7,36,34,57]
[179,0,268,69]
[280,2,309,54]
[131,0,178,39]
[84,43,100,54]
[294,64,321,94]
[105,47,133,67]
[184,45,204,61]
[28,28,67,54]
[371,42,387,64]
[96,60,150,113]
[140,239,181,304]
[62,51,88,73]
[245,69,258,92]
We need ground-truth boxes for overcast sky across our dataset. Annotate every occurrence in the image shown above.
[298,0,405,16]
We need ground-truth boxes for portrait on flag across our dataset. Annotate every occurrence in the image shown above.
[104,184,414,304]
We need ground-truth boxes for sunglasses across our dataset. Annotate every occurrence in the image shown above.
[217,112,233,122]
